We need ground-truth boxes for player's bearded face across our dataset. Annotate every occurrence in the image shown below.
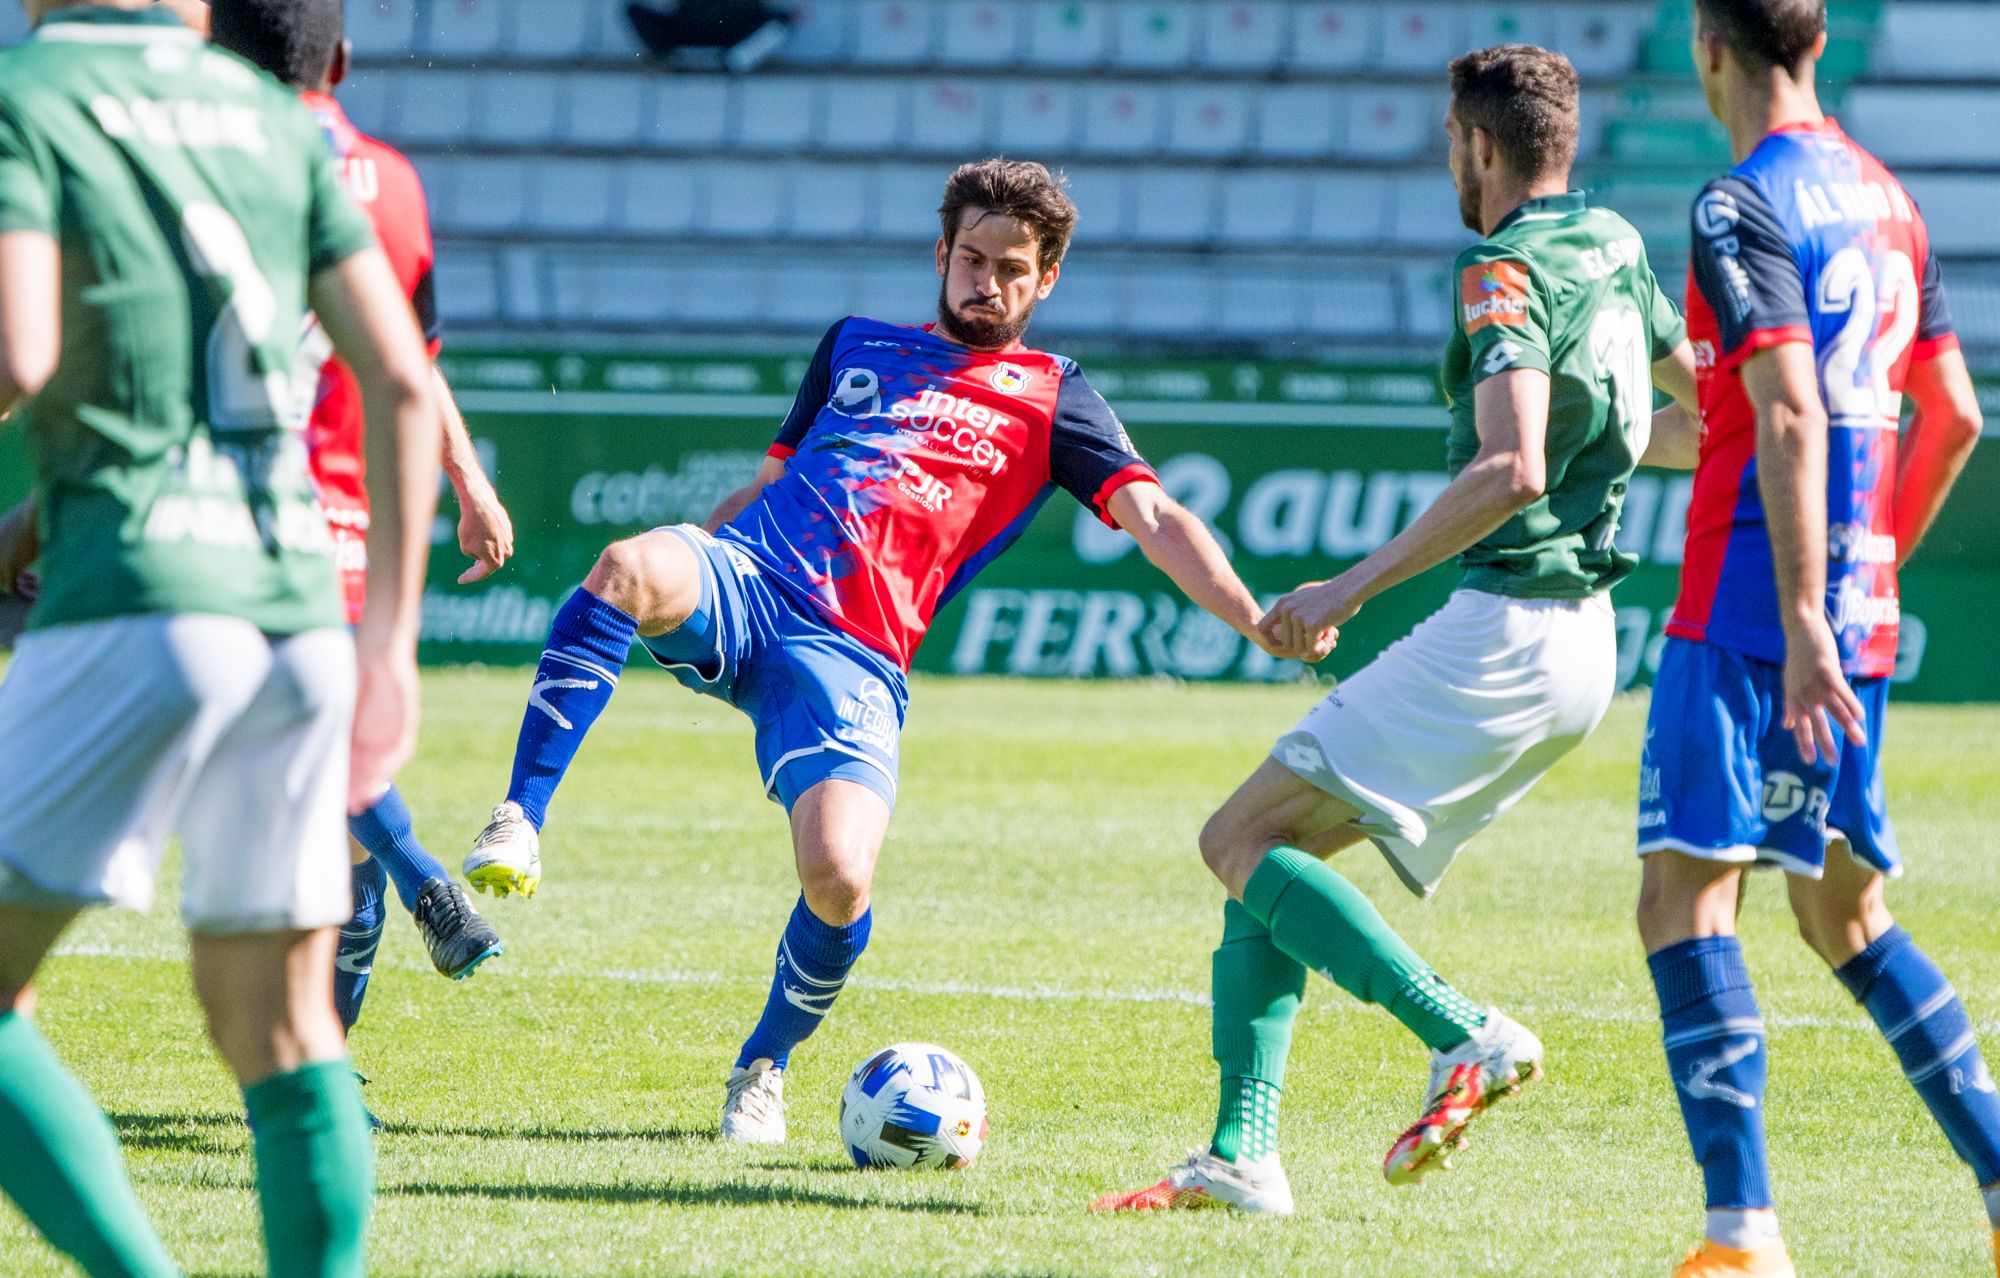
[1447,111,1483,232]
[935,212,1054,351]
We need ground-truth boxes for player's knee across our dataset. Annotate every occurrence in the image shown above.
[1197,812,1252,887]
[798,847,873,926]
[585,534,692,628]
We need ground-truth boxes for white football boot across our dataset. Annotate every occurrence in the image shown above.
[464,801,542,899]
[1383,1007,1544,1185]
[1089,1149,1295,1215]
[720,1058,787,1144]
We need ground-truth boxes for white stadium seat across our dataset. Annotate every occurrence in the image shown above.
[670,260,770,325]
[1078,84,1165,156]
[908,79,992,154]
[1557,6,1650,79]
[562,75,651,148]
[1376,3,1466,73]
[1288,3,1376,72]
[434,251,501,327]
[551,255,680,325]
[776,0,853,64]
[698,163,789,238]
[1112,2,1197,71]
[1128,169,1217,245]
[1844,88,2000,168]
[856,260,937,322]
[764,261,865,327]
[507,1,596,60]
[1254,85,1345,158]
[849,0,936,65]
[1464,5,1555,53]
[391,70,480,146]
[585,0,649,59]
[1303,173,1393,245]
[1126,262,1217,335]
[870,166,948,240]
[423,0,506,59]
[1344,88,1436,160]
[1388,172,1475,249]
[1024,0,1114,68]
[818,80,911,153]
[1219,173,1306,246]
[1061,168,1133,243]
[1037,260,1124,333]
[733,78,821,151]
[646,78,731,149]
[936,1,1024,66]
[335,73,396,138]
[347,0,418,59]
[1400,261,1455,339]
[439,158,529,234]
[1220,272,1307,337]
[1303,271,1398,337]
[473,72,563,145]
[1899,174,2000,256]
[1167,86,1253,158]
[527,159,618,234]
[1199,3,1287,72]
[1875,3,2000,80]
[787,164,875,240]
[992,83,1080,154]
[498,245,543,324]
[618,162,701,236]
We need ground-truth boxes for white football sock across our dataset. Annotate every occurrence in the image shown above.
[1706,1208,1781,1250]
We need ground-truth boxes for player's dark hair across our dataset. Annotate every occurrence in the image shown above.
[938,159,1078,273]
[1448,44,1580,180]
[209,0,346,90]
[1694,0,1826,73]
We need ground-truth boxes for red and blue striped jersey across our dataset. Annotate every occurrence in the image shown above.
[719,316,1158,669]
[1671,119,1956,677]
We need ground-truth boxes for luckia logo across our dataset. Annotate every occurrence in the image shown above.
[989,362,1031,395]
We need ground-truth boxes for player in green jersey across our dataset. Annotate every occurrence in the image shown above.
[1094,44,1702,1216]
[0,1,440,1274]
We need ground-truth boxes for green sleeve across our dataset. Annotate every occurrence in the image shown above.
[0,96,56,237]
[1643,264,1688,361]
[1455,248,1551,384]
[303,120,377,275]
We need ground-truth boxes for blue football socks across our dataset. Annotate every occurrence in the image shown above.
[348,783,445,913]
[1836,925,2000,1189]
[333,858,386,1032]
[737,897,872,1070]
[1649,936,1774,1211]
[509,587,636,830]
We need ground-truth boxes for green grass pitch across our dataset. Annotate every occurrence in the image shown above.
[5,668,1999,1276]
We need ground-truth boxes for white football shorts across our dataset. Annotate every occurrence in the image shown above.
[1273,588,1617,898]
[0,613,355,932]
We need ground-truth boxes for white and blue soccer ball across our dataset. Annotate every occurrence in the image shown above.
[839,1042,987,1170]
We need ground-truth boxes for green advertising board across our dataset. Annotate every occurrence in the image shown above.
[2,346,1994,699]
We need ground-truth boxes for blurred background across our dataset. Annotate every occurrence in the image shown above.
[1,0,1995,696]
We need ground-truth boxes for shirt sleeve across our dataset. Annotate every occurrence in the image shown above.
[1456,248,1552,385]
[1048,361,1159,527]
[1912,247,1959,362]
[1690,174,1809,370]
[0,96,56,236]
[303,114,378,276]
[770,319,844,458]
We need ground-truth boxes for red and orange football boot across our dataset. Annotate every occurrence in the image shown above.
[1670,1239,1796,1277]
[1383,1008,1543,1185]
[1089,1149,1293,1216]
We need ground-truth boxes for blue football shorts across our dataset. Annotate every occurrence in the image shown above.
[638,525,906,813]
[1636,636,1899,879]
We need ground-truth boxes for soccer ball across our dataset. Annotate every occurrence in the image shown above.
[838,1042,987,1170]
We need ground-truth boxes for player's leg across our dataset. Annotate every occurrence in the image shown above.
[1636,639,1788,1275]
[351,784,500,979]
[331,843,385,1032]
[469,527,704,897]
[178,624,372,1278]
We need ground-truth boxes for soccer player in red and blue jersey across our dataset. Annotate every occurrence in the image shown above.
[206,0,517,1047]
[1636,4,1994,1274]
[465,159,1328,1141]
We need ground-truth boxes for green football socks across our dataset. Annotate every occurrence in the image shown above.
[1242,845,1485,1053]
[0,1010,178,1278]
[243,1060,373,1278]
[1209,899,1305,1163]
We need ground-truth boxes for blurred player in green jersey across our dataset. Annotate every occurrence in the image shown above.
[1095,44,1701,1215]
[0,1,440,1274]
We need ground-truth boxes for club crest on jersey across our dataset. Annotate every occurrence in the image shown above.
[829,367,883,418]
[1460,261,1530,333]
[988,363,1031,396]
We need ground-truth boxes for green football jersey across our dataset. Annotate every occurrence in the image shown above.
[1441,191,1686,599]
[0,4,377,633]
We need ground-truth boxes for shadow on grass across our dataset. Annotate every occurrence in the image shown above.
[377,1120,715,1143]
[385,1177,984,1214]
[109,1110,246,1153]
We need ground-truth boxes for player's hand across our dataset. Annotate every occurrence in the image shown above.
[349,642,420,815]
[1261,577,1364,659]
[455,480,515,584]
[1781,616,1867,765]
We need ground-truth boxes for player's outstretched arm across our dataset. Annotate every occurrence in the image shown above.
[436,366,515,583]
[703,455,786,532]
[1262,368,1550,654]
[1641,341,1702,469]
[0,230,58,419]
[1895,346,1982,570]
[310,246,442,811]
[1106,481,1320,660]
[1743,343,1864,764]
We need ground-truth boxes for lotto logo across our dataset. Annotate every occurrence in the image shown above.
[1460,261,1530,333]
